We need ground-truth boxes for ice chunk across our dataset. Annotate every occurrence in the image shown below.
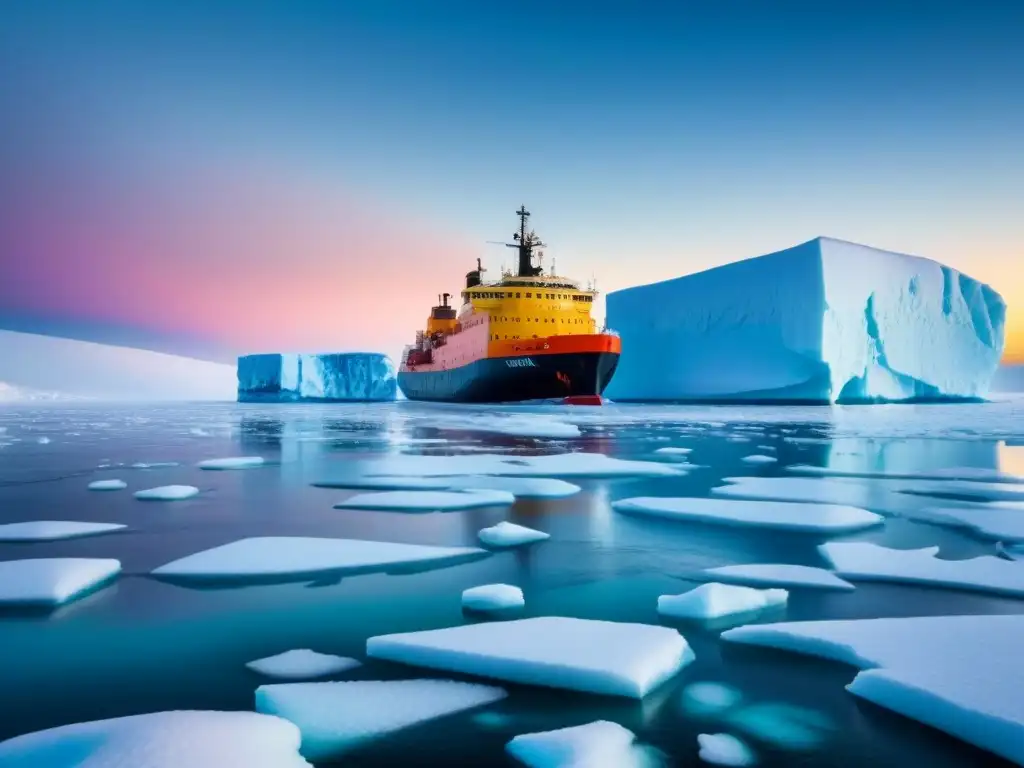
[0,521,125,542]
[462,584,525,611]
[134,484,199,501]
[658,583,788,621]
[363,452,684,479]
[0,710,310,767]
[680,682,743,716]
[312,477,451,491]
[88,479,127,491]
[697,733,756,766]
[722,615,1024,764]
[444,476,581,498]
[788,464,1024,484]
[819,542,1024,597]
[0,558,120,607]
[246,650,362,680]
[700,564,855,592]
[900,503,1024,542]
[740,454,776,465]
[237,352,397,402]
[367,617,693,698]
[254,679,506,760]
[613,497,882,533]
[654,446,692,455]
[36,436,51,444]
[712,476,908,514]
[151,536,487,583]
[478,522,551,548]
[131,461,180,469]
[888,478,1024,502]
[198,456,265,470]
[334,489,515,512]
[462,415,582,439]
[505,721,637,768]
[604,238,1005,403]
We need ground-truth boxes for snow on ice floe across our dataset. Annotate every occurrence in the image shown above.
[613,496,883,534]
[788,464,1024,484]
[505,721,646,768]
[722,614,1024,765]
[819,542,1024,597]
[680,682,743,716]
[313,477,452,491]
[603,237,1005,403]
[246,650,362,680]
[367,617,693,698]
[334,489,515,512]
[699,564,855,592]
[658,583,788,621]
[886,478,1024,503]
[151,537,487,583]
[0,710,311,767]
[697,733,756,767]
[131,461,180,469]
[197,456,265,470]
[0,558,121,607]
[900,503,1024,542]
[444,475,581,498]
[362,452,684,479]
[88,478,127,491]
[134,485,199,501]
[462,584,525,612]
[741,454,776,465]
[0,521,125,542]
[478,522,551,548]
[711,476,909,515]
[255,679,506,760]
[654,446,692,455]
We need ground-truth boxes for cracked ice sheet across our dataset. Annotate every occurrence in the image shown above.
[359,452,685,479]
[722,615,1024,766]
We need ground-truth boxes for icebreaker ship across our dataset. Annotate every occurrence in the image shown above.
[237,353,397,402]
[604,238,1006,403]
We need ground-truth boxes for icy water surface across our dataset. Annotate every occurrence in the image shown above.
[1,399,1023,766]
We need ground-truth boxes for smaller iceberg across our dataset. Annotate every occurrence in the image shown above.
[237,353,397,402]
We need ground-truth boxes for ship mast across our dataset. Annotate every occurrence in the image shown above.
[506,205,545,277]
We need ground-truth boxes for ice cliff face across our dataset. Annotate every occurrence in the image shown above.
[238,353,397,402]
[604,238,1006,403]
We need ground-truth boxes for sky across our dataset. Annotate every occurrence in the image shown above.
[1,0,1022,364]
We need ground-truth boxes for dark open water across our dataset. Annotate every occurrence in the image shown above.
[0,399,1022,766]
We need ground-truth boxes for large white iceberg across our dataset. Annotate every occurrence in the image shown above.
[604,238,1006,403]
[237,352,397,402]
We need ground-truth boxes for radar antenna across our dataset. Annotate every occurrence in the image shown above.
[505,205,546,277]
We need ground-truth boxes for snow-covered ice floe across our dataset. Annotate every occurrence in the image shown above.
[699,564,855,592]
[899,503,1024,542]
[0,710,311,767]
[246,650,362,680]
[444,476,581,498]
[197,456,265,470]
[0,521,125,542]
[361,452,685,479]
[255,679,506,760]
[478,522,551,548]
[886,478,1024,503]
[334,489,515,512]
[788,464,1024,484]
[237,352,397,402]
[603,237,1005,403]
[313,477,453,491]
[818,541,1024,597]
[722,614,1024,765]
[658,583,788,621]
[697,733,756,767]
[741,454,776,465]
[87,479,127,491]
[0,558,121,607]
[711,476,913,516]
[151,537,488,584]
[613,497,882,534]
[505,720,647,768]
[462,584,525,611]
[367,617,693,698]
[654,446,692,455]
[134,485,200,501]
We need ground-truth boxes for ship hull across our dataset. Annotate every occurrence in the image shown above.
[399,351,619,403]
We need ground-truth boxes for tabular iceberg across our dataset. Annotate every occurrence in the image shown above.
[238,353,397,402]
[604,238,1006,403]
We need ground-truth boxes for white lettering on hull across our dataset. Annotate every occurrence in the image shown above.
[505,358,538,369]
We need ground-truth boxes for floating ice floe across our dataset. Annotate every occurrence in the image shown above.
[885,478,1024,503]
[462,584,525,611]
[131,461,180,469]
[788,464,1024,484]
[505,721,640,768]
[469,415,582,439]
[613,497,883,534]
[361,452,684,479]
[367,617,693,698]
[255,679,506,760]
[658,583,788,621]
[0,521,126,542]
[818,542,1024,597]
[680,682,743,716]
[88,478,127,491]
[0,710,311,767]
[697,733,756,767]
[898,503,1024,542]
[722,614,1024,764]
[246,650,362,680]
[654,446,692,455]
[36,436,51,444]
[334,489,515,512]
[134,485,200,501]
[699,564,855,592]
[0,557,121,607]
[478,522,551,548]
[197,456,265,470]
[711,476,908,515]
[444,475,582,498]
[151,537,487,583]
[312,477,451,491]
[740,454,776,465]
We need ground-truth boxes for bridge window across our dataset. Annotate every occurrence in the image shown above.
[515,292,521,298]
[526,292,532,298]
